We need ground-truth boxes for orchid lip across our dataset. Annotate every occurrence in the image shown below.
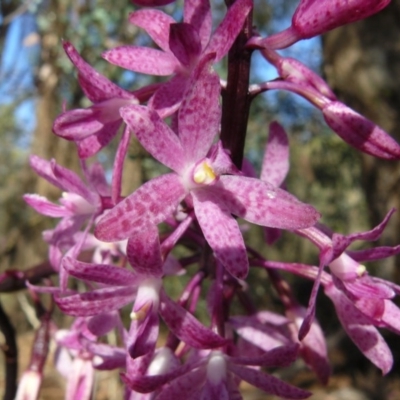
[207,351,227,385]
[182,158,219,190]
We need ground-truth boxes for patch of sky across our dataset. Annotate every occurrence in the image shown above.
[0,12,39,147]
[251,0,325,142]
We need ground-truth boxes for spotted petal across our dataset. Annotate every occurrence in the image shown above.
[218,176,320,230]
[95,173,186,242]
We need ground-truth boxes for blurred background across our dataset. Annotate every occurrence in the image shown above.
[1,0,400,398]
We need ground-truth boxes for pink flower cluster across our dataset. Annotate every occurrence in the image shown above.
[20,0,400,399]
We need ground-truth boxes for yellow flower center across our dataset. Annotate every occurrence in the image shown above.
[193,161,216,185]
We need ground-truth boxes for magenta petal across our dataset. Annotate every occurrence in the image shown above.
[261,121,289,186]
[62,257,140,286]
[51,161,95,202]
[23,194,71,217]
[332,208,396,257]
[277,56,336,100]
[129,9,174,52]
[123,358,201,393]
[29,155,64,190]
[230,315,290,352]
[183,0,212,50]
[86,162,109,197]
[159,291,228,349]
[382,300,400,334]
[76,120,122,158]
[131,0,175,6]
[294,307,331,384]
[126,223,163,277]
[229,364,311,399]
[103,46,179,76]
[154,367,206,400]
[120,105,185,173]
[95,173,186,242]
[192,188,249,280]
[53,108,104,140]
[169,23,202,68]
[112,127,131,204]
[349,245,400,263]
[88,343,126,370]
[148,74,188,118]
[178,55,221,163]
[325,284,393,375]
[219,175,320,230]
[128,309,159,359]
[293,0,390,39]
[323,101,400,160]
[206,0,253,62]
[87,312,120,336]
[55,286,136,316]
[231,343,299,367]
[63,41,133,102]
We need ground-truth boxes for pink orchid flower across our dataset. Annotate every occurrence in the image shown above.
[94,57,320,280]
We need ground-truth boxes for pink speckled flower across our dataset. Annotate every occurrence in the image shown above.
[103,0,252,117]
[250,51,400,160]
[94,57,320,280]
[23,155,110,284]
[56,225,227,359]
[53,41,140,158]
[248,0,390,49]
[123,345,311,399]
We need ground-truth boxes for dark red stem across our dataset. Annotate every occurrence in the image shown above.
[0,302,17,400]
[220,0,253,169]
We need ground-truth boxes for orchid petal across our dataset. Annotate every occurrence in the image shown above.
[76,120,122,158]
[292,0,390,39]
[63,41,133,102]
[159,290,228,349]
[122,358,202,393]
[155,366,206,400]
[349,245,400,263]
[229,364,311,399]
[229,315,290,352]
[206,0,253,62]
[128,308,159,359]
[29,155,65,191]
[112,126,131,204]
[323,101,400,160]
[95,173,186,242]
[23,194,71,217]
[381,300,400,335]
[51,161,95,202]
[62,257,140,286]
[129,9,175,52]
[169,23,202,68]
[85,162,110,197]
[103,46,179,76]
[87,312,120,337]
[218,176,320,230]
[231,343,299,367]
[183,0,212,50]
[192,188,249,280]
[178,55,221,163]
[126,223,163,277]
[89,343,126,370]
[325,284,393,375]
[148,74,188,118]
[53,108,104,141]
[332,208,396,257]
[261,121,289,186]
[120,105,185,173]
[55,286,136,316]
